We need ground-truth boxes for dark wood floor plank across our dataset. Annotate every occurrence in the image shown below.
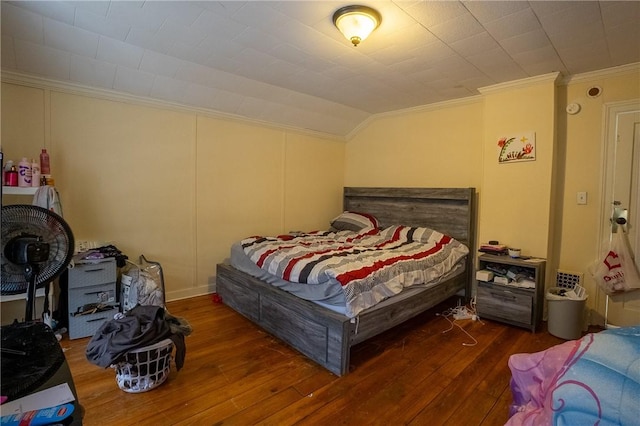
[295,352,417,423]
[290,368,338,397]
[433,319,506,379]
[220,387,305,425]
[54,295,577,425]
[444,389,500,426]
[349,370,451,425]
[315,320,475,424]
[173,367,316,425]
[408,325,522,424]
[481,385,517,426]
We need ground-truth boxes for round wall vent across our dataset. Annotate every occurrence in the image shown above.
[587,86,602,98]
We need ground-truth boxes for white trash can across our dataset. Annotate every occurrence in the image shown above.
[546,286,588,340]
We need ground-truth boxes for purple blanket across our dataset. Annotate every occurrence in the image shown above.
[507,326,640,425]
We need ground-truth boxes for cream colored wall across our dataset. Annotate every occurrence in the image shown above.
[478,75,559,260]
[50,92,198,298]
[196,116,284,295]
[1,83,44,160]
[1,82,345,308]
[1,83,47,324]
[1,83,45,205]
[345,100,483,189]
[195,118,344,294]
[283,133,345,231]
[555,70,640,320]
[477,75,560,306]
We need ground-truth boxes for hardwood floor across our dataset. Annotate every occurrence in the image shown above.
[62,295,567,425]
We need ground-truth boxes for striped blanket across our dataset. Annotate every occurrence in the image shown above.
[241,226,469,317]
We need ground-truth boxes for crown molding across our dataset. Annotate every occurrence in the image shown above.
[478,72,562,96]
[561,62,640,85]
[0,70,346,142]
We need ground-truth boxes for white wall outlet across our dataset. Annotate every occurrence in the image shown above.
[577,191,587,205]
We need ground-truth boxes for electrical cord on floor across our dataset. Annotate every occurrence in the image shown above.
[436,300,483,346]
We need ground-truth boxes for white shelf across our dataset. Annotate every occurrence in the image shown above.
[0,287,46,302]
[2,186,38,196]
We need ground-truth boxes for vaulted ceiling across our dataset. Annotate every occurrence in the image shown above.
[2,1,639,137]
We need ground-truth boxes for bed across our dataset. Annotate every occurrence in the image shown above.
[507,325,640,425]
[216,187,476,376]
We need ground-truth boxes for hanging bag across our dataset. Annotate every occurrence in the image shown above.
[120,255,166,312]
[589,231,640,295]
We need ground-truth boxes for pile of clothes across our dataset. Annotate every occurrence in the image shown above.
[86,305,191,371]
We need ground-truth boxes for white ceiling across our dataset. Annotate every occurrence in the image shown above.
[2,1,639,137]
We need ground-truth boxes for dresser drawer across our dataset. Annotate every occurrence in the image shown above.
[69,259,116,289]
[69,282,117,312]
[69,307,117,339]
[477,282,532,325]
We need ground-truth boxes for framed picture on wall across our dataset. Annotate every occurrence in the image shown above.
[497,132,536,163]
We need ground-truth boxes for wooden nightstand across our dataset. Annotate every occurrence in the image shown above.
[476,253,545,332]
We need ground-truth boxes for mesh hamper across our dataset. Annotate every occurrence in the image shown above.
[112,338,174,393]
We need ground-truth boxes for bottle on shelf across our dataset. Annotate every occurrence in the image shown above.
[40,148,50,175]
[3,160,13,186]
[31,158,41,187]
[18,157,32,187]
[6,165,18,186]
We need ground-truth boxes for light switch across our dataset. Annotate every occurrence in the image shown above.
[577,191,587,205]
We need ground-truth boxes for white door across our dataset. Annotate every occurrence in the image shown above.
[599,101,640,327]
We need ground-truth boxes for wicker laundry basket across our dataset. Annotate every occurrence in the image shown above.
[112,338,174,393]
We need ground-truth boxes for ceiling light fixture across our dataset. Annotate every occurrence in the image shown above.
[332,5,381,47]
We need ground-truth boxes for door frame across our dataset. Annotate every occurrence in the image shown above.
[597,99,640,327]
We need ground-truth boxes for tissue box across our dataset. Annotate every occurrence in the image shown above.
[475,270,494,282]
[494,276,509,285]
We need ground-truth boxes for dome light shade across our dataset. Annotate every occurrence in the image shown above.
[332,5,381,47]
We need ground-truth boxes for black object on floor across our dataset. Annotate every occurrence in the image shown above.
[0,321,65,401]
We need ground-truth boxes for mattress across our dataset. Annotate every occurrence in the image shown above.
[229,234,467,317]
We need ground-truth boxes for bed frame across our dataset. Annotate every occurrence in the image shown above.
[216,187,476,376]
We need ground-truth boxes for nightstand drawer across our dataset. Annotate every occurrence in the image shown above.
[477,283,532,324]
[69,259,116,289]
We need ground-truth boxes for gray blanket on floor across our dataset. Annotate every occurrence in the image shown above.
[85,305,191,370]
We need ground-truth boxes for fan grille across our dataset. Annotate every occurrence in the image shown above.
[1,205,74,295]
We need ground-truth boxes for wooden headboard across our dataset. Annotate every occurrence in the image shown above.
[343,187,476,250]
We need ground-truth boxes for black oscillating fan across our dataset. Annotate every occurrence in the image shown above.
[1,204,75,401]
[2,204,74,322]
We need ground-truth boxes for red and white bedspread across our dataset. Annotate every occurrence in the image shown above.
[241,226,469,317]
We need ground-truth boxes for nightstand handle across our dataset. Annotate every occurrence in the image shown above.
[490,291,516,301]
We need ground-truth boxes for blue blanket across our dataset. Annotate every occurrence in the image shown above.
[507,326,640,425]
